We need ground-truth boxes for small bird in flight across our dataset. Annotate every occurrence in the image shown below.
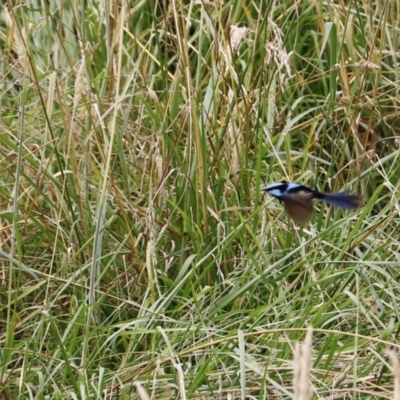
[263,182,360,223]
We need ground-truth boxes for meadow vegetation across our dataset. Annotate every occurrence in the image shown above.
[0,0,399,398]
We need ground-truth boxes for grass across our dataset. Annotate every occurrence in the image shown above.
[0,0,399,398]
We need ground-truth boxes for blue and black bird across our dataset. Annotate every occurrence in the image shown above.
[263,182,360,223]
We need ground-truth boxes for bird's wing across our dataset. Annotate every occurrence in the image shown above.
[283,191,314,223]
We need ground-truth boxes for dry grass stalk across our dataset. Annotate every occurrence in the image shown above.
[293,328,313,400]
[385,350,400,400]
[134,382,151,400]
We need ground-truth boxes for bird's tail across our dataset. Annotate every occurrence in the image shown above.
[321,192,360,210]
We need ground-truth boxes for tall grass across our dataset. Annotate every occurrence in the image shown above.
[0,0,399,398]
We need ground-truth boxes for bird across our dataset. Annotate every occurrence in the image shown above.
[263,182,360,223]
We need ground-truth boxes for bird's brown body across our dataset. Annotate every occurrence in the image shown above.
[283,191,314,223]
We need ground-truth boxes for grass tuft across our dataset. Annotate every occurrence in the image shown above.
[0,0,399,398]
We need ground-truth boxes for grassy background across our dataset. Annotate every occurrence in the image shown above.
[1,0,399,398]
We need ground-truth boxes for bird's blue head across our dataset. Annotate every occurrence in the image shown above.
[263,182,302,200]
